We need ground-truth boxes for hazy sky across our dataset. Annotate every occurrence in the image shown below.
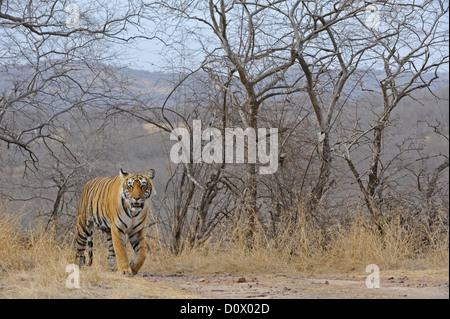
[117,1,449,74]
[125,40,166,72]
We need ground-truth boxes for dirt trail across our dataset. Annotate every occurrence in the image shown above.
[0,269,447,299]
[139,272,449,299]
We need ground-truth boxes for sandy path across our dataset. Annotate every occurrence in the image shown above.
[0,269,447,299]
[138,272,449,299]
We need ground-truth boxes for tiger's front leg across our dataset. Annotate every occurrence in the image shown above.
[129,228,147,275]
[111,226,131,274]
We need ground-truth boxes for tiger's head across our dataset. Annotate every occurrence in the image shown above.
[119,168,155,214]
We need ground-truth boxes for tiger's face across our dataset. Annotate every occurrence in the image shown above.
[120,169,155,213]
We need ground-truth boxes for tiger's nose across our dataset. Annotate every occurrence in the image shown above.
[133,197,140,201]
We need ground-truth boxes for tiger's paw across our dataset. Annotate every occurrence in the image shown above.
[117,266,133,276]
[130,262,140,276]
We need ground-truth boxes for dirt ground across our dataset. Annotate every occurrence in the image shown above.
[0,269,448,299]
[137,271,449,299]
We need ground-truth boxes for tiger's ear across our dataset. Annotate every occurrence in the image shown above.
[146,169,155,180]
[120,168,129,178]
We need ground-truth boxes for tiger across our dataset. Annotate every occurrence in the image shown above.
[75,168,155,275]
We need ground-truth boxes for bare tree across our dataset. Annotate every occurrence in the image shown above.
[336,0,449,224]
[0,0,150,163]
[144,0,306,244]
[272,1,392,214]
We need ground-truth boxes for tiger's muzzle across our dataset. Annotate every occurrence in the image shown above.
[131,197,144,208]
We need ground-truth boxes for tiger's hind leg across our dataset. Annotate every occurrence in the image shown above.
[87,220,94,266]
[75,218,94,266]
[105,231,117,271]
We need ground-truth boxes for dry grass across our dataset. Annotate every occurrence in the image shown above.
[0,201,448,298]
[141,210,448,276]
[0,203,195,298]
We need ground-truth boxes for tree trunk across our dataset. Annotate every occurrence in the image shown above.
[368,125,383,198]
[307,132,331,214]
[245,104,258,245]
[425,159,449,224]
